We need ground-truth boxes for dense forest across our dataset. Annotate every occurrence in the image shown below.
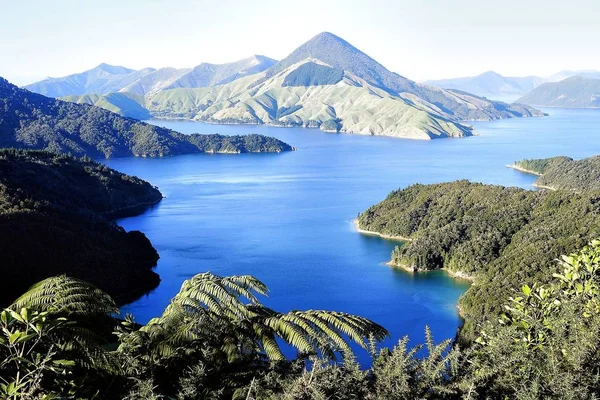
[0,77,294,158]
[514,155,600,191]
[357,179,600,339]
[3,241,600,399]
[0,149,163,306]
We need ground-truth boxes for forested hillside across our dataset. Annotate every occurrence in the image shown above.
[513,155,600,191]
[0,149,163,306]
[357,179,600,339]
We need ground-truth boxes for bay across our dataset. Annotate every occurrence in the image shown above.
[104,107,600,363]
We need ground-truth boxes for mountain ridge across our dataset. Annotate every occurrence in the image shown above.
[25,55,278,97]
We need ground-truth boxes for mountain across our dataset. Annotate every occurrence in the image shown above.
[0,77,294,158]
[0,149,163,306]
[162,55,277,90]
[425,71,545,101]
[61,33,543,140]
[25,56,277,97]
[547,69,600,82]
[516,76,600,108]
[24,63,156,97]
[256,33,541,122]
[118,55,277,96]
[117,67,191,96]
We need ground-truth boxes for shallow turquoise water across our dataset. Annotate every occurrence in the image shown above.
[104,107,600,363]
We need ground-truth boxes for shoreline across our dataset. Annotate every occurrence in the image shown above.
[385,260,475,282]
[532,183,557,191]
[354,219,474,282]
[505,164,543,176]
[506,165,557,191]
[353,219,412,242]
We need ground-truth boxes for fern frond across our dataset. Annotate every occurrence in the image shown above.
[11,275,117,316]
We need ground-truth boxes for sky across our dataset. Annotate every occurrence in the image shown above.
[1,0,599,85]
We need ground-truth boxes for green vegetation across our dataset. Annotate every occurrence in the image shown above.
[282,62,344,87]
[514,155,600,191]
[512,156,570,174]
[4,241,600,398]
[0,77,294,158]
[0,149,162,307]
[186,133,295,153]
[357,180,600,338]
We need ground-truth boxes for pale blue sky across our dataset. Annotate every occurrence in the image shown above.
[1,0,599,85]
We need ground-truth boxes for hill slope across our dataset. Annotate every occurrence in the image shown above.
[0,77,293,158]
[0,149,163,306]
[516,76,600,108]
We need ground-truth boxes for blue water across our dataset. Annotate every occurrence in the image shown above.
[104,107,600,364]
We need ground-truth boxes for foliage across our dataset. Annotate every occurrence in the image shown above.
[515,155,600,191]
[461,240,600,399]
[116,272,388,397]
[0,307,75,399]
[5,241,600,399]
[513,156,571,175]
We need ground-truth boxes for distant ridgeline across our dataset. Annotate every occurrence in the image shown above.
[26,32,544,139]
[512,155,600,191]
[0,77,293,158]
[0,149,164,306]
[358,156,600,340]
[516,76,600,108]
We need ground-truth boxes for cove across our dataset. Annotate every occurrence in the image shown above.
[104,108,600,364]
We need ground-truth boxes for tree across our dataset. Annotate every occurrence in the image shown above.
[117,272,389,397]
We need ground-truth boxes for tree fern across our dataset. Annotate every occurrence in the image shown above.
[120,272,389,365]
[11,275,117,316]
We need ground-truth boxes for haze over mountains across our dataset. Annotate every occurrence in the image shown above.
[517,76,600,108]
[25,55,277,97]
[25,32,543,140]
[425,71,544,102]
[427,70,600,102]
